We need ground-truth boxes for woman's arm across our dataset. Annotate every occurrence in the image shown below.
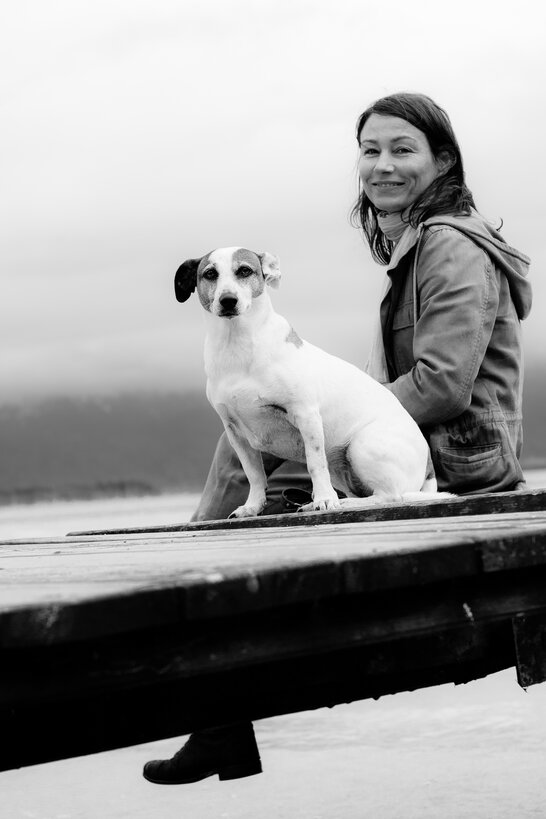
[388,226,499,425]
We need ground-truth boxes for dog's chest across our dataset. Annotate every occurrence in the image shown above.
[209,378,305,460]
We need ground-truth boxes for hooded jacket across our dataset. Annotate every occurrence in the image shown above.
[381,211,532,494]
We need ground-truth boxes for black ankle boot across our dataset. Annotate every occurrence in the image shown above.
[142,722,262,784]
[261,487,314,515]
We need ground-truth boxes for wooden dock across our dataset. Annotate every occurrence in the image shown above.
[2,489,546,772]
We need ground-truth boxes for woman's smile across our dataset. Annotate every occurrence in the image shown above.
[373,181,404,187]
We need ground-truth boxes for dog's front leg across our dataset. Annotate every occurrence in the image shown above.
[223,427,268,518]
[291,406,340,511]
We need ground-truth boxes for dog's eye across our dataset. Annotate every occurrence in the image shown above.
[202,268,218,281]
[236,266,254,277]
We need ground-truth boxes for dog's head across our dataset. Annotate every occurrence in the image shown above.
[174,247,281,318]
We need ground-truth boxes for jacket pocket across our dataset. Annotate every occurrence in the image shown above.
[427,418,523,494]
[436,442,504,493]
[437,442,501,467]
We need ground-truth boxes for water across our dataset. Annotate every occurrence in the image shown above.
[0,491,202,540]
[2,471,546,817]
[1,468,545,540]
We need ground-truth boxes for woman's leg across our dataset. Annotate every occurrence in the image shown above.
[190,432,255,521]
[143,722,262,785]
[191,431,312,521]
[144,434,311,784]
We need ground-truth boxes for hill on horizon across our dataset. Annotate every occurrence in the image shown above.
[0,391,222,504]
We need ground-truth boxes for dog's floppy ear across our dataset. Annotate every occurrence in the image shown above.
[174,257,201,303]
[258,251,281,289]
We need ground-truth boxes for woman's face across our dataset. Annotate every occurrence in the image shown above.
[358,114,445,214]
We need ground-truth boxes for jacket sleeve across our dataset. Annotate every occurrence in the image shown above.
[388,226,499,425]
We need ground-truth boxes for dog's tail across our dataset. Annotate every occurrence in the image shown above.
[400,490,455,502]
[337,490,455,512]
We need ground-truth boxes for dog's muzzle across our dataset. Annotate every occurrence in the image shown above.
[218,294,239,317]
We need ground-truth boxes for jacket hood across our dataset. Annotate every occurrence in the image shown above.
[423,211,532,320]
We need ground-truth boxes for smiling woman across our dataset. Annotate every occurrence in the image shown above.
[353,92,476,264]
[352,91,532,495]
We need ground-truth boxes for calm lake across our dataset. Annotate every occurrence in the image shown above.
[2,471,546,818]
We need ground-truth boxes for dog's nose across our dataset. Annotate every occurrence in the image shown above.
[219,295,238,312]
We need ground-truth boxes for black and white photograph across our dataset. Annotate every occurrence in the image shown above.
[2,1,546,816]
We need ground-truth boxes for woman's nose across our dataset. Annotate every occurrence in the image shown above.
[374,152,395,173]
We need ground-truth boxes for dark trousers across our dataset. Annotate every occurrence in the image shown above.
[189,433,313,743]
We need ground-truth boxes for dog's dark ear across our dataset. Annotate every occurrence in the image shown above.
[174,258,201,303]
[257,251,281,289]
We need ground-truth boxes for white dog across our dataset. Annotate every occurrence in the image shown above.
[175,247,447,518]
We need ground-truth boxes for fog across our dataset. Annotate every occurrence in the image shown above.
[2,0,544,403]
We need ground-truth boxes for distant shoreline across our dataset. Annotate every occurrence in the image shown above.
[0,481,201,508]
[2,468,545,508]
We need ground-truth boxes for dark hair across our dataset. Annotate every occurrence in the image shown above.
[351,92,476,264]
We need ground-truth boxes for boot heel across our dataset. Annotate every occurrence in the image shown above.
[218,760,262,781]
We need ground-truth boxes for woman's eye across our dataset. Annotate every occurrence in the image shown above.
[395,146,412,154]
[361,147,377,156]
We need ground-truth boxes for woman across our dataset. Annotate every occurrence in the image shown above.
[354,92,531,494]
[143,92,532,785]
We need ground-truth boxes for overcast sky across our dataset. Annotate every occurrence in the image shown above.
[2,0,544,404]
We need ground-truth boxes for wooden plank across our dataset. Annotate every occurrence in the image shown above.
[3,503,546,770]
[4,570,546,707]
[3,547,537,770]
[3,516,546,646]
[512,612,546,687]
[67,488,546,536]
[479,530,546,572]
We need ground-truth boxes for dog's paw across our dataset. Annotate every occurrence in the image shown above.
[316,496,342,511]
[229,504,262,519]
[299,495,341,513]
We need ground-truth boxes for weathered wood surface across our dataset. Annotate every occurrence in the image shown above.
[68,487,546,535]
[2,490,546,771]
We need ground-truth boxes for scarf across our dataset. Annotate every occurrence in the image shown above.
[376,210,409,243]
[365,214,422,384]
